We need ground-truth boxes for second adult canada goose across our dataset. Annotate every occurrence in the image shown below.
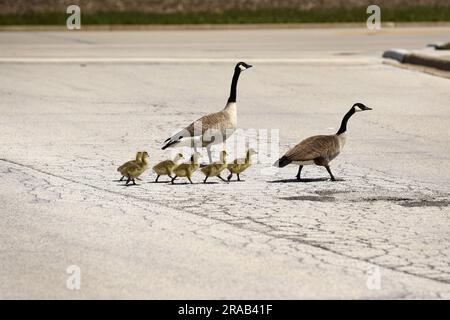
[161,62,253,163]
[274,103,372,181]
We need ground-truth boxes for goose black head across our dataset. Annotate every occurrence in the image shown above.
[353,103,372,112]
[236,62,253,72]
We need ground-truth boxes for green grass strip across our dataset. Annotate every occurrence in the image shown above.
[0,6,450,25]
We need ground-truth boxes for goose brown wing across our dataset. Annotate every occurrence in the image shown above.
[184,111,229,136]
[163,110,232,149]
[285,135,338,161]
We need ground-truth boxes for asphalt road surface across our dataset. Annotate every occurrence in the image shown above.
[0,27,449,299]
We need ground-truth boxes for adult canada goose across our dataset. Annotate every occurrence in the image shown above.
[161,62,253,163]
[274,103,372,181]
[152,153,184,182]
[117,151,142,181]
[227,148,257,181]
[123,151,150,185]
[171,152,202,184]
[200,150,228,183]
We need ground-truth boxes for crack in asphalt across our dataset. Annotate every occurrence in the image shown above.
[1,157,449,286]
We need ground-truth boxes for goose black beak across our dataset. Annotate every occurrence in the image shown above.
[359,105,372,111]
[247,64,253,69]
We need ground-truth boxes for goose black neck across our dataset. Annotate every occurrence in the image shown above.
[227,68,241,103]
[337,107,356,135]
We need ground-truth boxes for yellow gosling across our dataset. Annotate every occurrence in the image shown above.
[172,152,202,184]
[200,150,228,183]
[117,151,143,181]
[227,148,257,181]
[123,151,150,186]
[152,153,184,182]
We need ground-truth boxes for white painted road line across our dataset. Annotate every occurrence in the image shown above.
[0,57,380,65]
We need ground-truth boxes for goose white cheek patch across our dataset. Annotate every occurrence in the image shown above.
[239,65,246,71]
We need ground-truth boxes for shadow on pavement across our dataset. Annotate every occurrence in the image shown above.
[268,177,335,183]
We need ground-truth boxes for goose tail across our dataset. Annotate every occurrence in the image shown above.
[273,156,291,168]
[161,139,179,150]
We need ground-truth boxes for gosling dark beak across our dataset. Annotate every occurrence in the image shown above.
[247,64,253,69]
[365,106,373,111]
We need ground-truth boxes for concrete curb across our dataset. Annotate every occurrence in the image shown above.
[427,42,450,50]
[405,53,450,71]
[383,49,450,72]
[382,49,409,63]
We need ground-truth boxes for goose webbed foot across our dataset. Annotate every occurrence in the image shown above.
[155,175,160,183]
[171,175,177,184]
[217,174,228,182]
[119,176,124,181]
[188,177,194,184]
[203,176,208,183]
[227,173,233,181]
[237,174,241,181]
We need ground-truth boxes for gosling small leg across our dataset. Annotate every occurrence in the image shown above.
[227,173,233,181]
[237,173,241,181]
[296,165,303,181]
[171,175,177,184]
[188,177,193,184]
[132,179,136,185]
[325,165,336,181]
[125,177,131,185]
[119,176,124,181]
[203,176,208,183]
[155,175,160,182]
[217,174,227,182]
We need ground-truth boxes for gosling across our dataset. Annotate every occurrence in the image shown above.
[123,151,150,186]
[117,151,142,181]
[200,150,228,183]
[227,148,257,181]
[152,153,184,182]
[172,152,202,184]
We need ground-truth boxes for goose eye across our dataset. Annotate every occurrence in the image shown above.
[179,136,183,139]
